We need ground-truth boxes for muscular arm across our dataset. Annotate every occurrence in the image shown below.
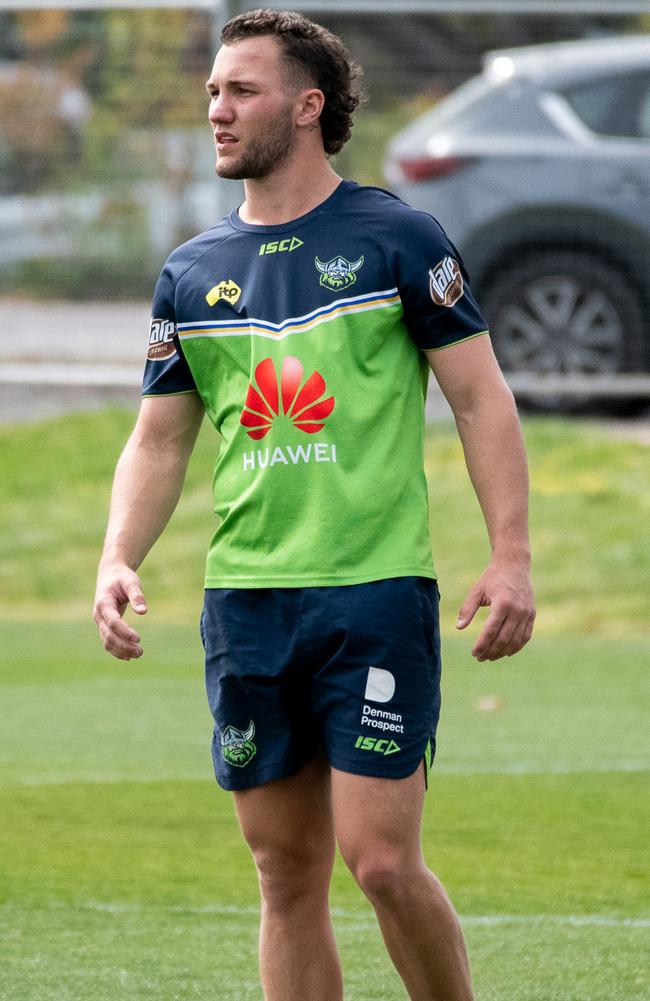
[426,335,535,660]
[93,392,205,660]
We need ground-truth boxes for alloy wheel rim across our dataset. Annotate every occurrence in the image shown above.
[495,276,623,374]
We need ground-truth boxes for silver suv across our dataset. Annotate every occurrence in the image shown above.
[385,36,650,388]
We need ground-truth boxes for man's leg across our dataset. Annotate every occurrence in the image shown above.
[332,765,474,1001]
[233,756,343,1001]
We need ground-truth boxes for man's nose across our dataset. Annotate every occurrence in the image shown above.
[209,94,234,125]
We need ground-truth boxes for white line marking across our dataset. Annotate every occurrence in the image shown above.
[2,901,648,929]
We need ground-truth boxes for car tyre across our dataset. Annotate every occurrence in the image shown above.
[481,251,645,410]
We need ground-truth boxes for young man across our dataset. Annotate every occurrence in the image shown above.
[94,9,535,1000]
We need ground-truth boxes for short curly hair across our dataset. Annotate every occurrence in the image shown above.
[220,8,364,155]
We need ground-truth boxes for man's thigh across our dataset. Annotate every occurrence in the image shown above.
[233,757,336,881]
[331,765,427,870]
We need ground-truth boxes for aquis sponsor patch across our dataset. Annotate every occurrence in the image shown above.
[147,318,177,360]
[429,256,464,308]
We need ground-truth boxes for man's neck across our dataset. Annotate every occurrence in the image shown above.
[238,156,342,227]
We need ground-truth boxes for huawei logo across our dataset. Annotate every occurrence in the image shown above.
[240,356,335,440]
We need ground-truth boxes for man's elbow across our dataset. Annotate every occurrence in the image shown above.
[453,377,518,429]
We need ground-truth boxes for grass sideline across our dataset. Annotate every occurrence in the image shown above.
[1,409,648,999]
[1,626,648,1000]
[0,409,648,636]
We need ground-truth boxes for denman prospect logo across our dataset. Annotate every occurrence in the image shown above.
[240,356,335,441]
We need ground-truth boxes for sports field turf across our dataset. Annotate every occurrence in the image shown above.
[1,412,648,1000]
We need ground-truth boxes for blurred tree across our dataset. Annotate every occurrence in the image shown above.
[16,9,69,50]
[0,65,74,192]
[97,9,208,129]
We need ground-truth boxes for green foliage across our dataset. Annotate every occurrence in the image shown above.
[334,104,415,187]
[426,417,650,637]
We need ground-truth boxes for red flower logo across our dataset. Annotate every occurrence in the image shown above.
[240,356,335,440]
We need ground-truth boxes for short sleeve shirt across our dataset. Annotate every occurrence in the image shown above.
[142,181,488,588]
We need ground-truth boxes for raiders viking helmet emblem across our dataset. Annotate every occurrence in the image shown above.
[220,720,257,768]
[315,254,364,292]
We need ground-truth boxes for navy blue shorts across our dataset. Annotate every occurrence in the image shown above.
[200,577,442,791]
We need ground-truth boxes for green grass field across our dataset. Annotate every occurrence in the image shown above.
[1,411,649,1000]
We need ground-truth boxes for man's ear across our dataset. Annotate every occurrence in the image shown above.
[296,88,325,129]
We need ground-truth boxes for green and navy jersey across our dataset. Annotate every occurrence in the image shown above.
[142,180,488,588]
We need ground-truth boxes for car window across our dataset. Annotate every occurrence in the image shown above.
[561,71,650,140]
[395,75,493,146]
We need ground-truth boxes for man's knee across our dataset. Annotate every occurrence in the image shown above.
[342,844,422,905]
[250,840,334,909]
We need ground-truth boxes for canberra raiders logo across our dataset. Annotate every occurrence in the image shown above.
[315,254,364,292]
[220,720,257,768]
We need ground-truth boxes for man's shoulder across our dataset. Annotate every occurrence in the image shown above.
[338,181,448,247]
[162,215,236,282]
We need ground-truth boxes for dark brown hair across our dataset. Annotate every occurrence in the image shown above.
[220,8,364,155]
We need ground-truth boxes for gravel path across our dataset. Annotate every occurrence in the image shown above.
[1,297,150,363]
[1,298,149,421]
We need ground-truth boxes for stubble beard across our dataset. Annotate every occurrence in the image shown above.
[215,105,296,181]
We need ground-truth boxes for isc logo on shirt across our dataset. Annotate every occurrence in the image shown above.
[258,236,304,256]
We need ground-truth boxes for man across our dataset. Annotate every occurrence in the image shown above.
[94,9,535,1001]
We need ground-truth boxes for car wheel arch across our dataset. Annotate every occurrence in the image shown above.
[465,206,650,314]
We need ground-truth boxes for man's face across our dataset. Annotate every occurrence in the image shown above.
[206,36,299,180]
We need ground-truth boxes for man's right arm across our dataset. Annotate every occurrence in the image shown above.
[93,392,205,661]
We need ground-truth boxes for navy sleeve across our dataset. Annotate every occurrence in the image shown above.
[141,258,197,397]
[388,207,489,351]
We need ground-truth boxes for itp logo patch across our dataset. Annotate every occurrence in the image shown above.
[206,279,242,307]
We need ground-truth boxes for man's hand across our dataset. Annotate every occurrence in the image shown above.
[93,564,148,661]
[92,394,204,661]
[456,559,535,662]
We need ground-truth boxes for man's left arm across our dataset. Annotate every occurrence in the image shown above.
[426,334,536,661]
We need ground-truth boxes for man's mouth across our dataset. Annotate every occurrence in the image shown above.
[215,132,238,149]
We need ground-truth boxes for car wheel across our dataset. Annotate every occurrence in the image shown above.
[481,251,645,409]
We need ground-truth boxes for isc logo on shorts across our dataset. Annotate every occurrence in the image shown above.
[355,735,401,756]
[147,318,177,361]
